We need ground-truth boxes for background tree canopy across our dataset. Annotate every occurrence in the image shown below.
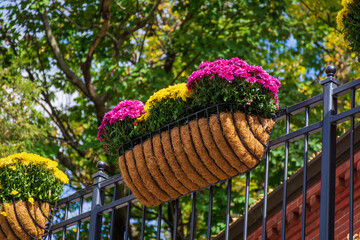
[0,0,359,238]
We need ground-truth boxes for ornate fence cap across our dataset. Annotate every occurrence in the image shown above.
[321,65,340,86]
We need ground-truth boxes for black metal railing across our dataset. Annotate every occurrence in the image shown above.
[45,65,360,240]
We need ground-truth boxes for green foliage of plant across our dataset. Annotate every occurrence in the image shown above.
[0,163,64,203]
[101,118,139,156]
[136,97,194,135]
[191,77,277,118]
[0,152,68,205]
[337,0,360,60]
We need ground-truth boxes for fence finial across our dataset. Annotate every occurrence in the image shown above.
[92,161,108,183]
[321,65,339,86]
[325,65,336,77]
[97,161,107,172]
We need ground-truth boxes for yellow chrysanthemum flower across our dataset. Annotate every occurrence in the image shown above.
[137,83,192,122]
[1,212,7,217]
[10,190,18,196]
[28,197,35,205]
[0,152,68,183]
[53,169,69,184]
[9,166,16,170]
[45,160,58,171]
[4,204,9,208]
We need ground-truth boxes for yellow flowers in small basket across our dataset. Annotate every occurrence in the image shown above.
[0,152,68,239]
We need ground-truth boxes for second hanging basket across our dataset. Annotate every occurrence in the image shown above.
[118,103,274,206]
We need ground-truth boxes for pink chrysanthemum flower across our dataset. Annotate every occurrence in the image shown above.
[97,100,145,141]
[187,58,281,108]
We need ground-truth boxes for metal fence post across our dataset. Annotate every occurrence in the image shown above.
[319,65,339,240]
[88,161,108,240]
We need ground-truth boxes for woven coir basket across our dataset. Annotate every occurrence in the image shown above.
[0,201,50,240]
[119,109,274,206]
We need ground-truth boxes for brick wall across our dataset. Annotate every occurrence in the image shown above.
[247,150,360,240]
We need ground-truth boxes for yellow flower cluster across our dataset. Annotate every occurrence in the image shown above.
[53,169,69,184]
[0,152,69,184]
[337,0,354,30]
[10,190,18,196]
[337,8,348,30]
[137,83,192,122]
[28,197,35,205]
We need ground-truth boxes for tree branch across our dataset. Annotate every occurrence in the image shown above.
[82,0,111,86]
[42,5,109,124]
[299,0,339,31]
[128,0,161,34]
[41,8,90,97]
[137,24,150,63]
[116,0,161,56]
[39,94,86,158]
[170,53,200,84]
[57,9,98,31]
[115,0,127,11]
[170,11,239,84]
[57,151,91,186]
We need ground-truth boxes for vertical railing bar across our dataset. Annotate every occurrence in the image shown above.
[319,66,339,240]
[140,206,146,240]
[301,107,309,240]
[65,203,69,220]
[281,113,290,240]
[125,189,131,240]
[113,183,118,200]
[207,185,214,240]
[225,179,232,240]
[349,88,355,240]
[76,197,83,240]
[80,197,84,214]
[262,150,270,239]
[75,224,81,240]
[109,183,118,240]
[243,172,250,239]
[156,204,162,240]
[62,203,69,240]
[62,227,66,240]
[88,161,108,240]
[173,199,179,240]
[190,192,197,240]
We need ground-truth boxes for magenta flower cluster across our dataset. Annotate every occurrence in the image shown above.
[186,58,281,107]
[97,100,145,141]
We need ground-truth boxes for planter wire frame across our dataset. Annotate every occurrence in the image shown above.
[0,197,56,240]
[119,102,275,206]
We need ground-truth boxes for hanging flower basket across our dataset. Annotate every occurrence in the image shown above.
[0,153,69,239]
[118,103,274,206]
[0,198,54,240]
[98,58,280,206]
